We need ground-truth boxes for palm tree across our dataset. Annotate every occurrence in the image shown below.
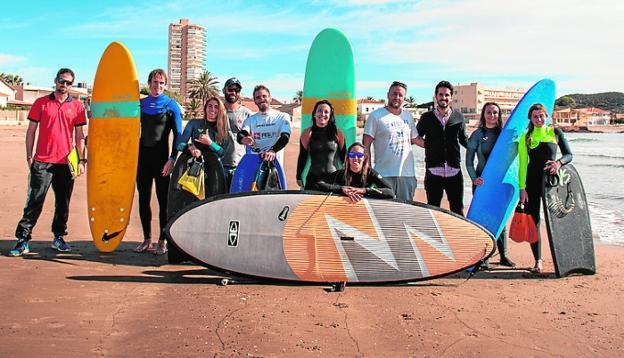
[404,96,417,108]
[1,73,24,86]
[365,96,375,101]
[293,90,303,104]
[188,70,219,106]
[185,98,202,119]
[164,90,184,106]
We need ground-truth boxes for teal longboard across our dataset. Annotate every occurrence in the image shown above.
[301,28,357,186]
[467,79,555,238]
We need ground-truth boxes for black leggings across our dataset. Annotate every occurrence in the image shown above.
[525,185,543,261]
[136,146,170,241]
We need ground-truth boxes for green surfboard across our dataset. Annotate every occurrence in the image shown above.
[301,28,357,186]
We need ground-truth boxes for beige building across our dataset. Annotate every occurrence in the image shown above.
[168,19,207,99]
[357,99,385,123]
[553,107,611,126]
[453,82,526,125]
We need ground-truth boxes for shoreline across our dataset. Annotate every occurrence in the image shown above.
[1,124,622,356]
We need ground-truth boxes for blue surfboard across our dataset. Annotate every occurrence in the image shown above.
[230,153,287,193]
[467,79,555,238]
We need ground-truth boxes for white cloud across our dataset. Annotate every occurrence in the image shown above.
[0,54,26,66]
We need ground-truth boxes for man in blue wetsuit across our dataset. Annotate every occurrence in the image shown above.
[134,69,182,255]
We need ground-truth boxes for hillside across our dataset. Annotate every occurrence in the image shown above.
[557,92,624,113]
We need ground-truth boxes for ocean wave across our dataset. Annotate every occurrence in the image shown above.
[588,204,624,245]
[589,163,624,169]
[575,152,624,160]
[568,137,599,142]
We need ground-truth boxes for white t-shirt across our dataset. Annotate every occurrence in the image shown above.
[363,107,417,177]
[226,106,254,167]
[241,109,292,165]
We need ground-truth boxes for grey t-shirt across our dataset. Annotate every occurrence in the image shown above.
[225,105,253,167]
[363,107,417,177]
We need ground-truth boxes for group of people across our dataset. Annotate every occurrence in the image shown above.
[8,68,573,274]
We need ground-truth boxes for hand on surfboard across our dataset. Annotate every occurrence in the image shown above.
[260,150,276,162]
[544,160,561,175]
[342,186,366,203]
[473,177,484,186]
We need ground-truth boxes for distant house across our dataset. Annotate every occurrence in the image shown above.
[357,99,385,123]
[13,84,89,106]
[553,107,611,126]
[276,103,301,127]
[0,78,16,107]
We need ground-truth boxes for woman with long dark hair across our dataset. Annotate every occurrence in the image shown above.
[518,103,573,273]
[466,102,514,267]
[296,99,346,190]
[315,142,394,203]
[176,96,230,196]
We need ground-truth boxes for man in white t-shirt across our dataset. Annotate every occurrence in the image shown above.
[237,85,292,167]
[363,81,419,201]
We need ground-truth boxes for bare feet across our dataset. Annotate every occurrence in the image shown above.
[154,240,168,256]
[134,240,154,253]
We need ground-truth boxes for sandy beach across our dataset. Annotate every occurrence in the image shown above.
[1,124,623,357]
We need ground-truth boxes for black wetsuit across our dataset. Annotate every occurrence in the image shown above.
[179,119,230,197]
[137,96,181,242]
[296,127,345,190]
[315,168,395,200]
[466,127,511,261]
[521,127,573,261]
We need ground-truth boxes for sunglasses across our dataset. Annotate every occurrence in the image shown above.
[348,151,365,159]
[57,79,73,86]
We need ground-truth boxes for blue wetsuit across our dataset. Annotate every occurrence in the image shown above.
[137,94,182,241]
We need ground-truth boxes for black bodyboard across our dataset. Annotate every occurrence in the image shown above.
[542,164,596,277]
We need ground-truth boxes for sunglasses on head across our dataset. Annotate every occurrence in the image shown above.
[57,79,73,86]
[348,151,365,159]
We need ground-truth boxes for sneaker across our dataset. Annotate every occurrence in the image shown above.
[9,238,30,257]
[52,236,71,252]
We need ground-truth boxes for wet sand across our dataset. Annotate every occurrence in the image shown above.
[1,125,622,357]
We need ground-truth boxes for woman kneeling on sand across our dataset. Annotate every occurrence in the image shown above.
[315,142,394,203]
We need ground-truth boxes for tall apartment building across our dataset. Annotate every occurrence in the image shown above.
[453,83,526,125]
[168,18,207,100]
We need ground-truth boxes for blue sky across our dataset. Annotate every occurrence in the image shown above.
[1,0,622,103]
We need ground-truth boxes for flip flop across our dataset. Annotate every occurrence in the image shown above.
[154,242,168,256]
[134,241,153,253]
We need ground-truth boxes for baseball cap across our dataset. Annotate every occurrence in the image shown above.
[224,77,242,90]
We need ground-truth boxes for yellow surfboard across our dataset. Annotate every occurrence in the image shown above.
[87,42,140,252]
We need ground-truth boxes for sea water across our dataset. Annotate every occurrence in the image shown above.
[411,131,624,246]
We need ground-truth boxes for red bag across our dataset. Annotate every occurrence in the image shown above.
[509,203,538,244]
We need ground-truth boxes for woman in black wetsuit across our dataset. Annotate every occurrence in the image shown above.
[296,100,346,190]
[316,142,395,203]
[177,96,231,196]
[466,102,515,268]
[518,103,573,273]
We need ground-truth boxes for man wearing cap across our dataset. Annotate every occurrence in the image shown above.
[363,81,419,202]
[222,77,253,186]
[238,85,291,168]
